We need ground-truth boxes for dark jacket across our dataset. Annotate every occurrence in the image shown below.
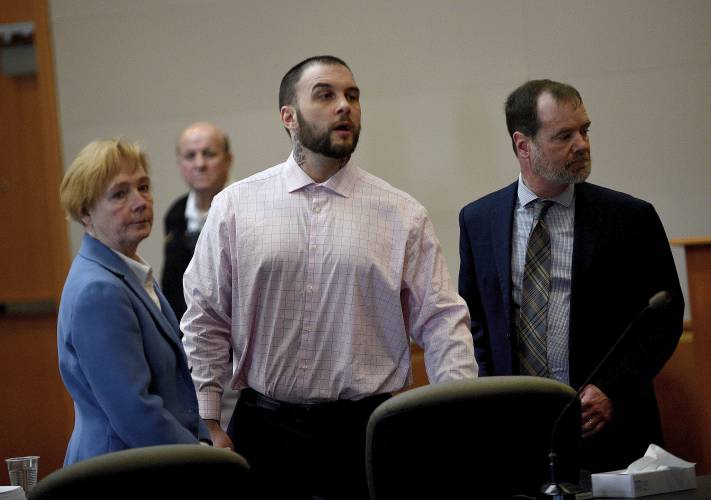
[458,181,684,471]
[161,194,196,321]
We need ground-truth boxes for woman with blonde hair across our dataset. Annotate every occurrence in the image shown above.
[57,138,206,465]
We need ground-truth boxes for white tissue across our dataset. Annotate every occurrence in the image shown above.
[624,444,695,473]
[592,445,696,497]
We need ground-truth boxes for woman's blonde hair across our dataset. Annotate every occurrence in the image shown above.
[60,138,149,224]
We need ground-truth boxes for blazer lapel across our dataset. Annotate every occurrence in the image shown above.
[569,182,603,359]
[571,183,602,286]
[155,284,181,336]
[491,182,517,323]
[79,234,184,351]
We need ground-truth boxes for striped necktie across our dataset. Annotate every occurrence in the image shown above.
[518,200,554,377]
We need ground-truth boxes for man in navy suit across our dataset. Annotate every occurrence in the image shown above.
[458,79,683,472]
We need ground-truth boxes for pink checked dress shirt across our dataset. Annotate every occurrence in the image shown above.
[182,154,476,419]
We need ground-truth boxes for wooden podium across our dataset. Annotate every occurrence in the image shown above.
[670,237,711,472]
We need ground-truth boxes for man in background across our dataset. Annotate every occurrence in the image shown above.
[161,121,236,430]
[182,55,476,498]
[162,121,232,320]
[458,79,683,472]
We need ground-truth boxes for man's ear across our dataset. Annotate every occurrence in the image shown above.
[280,105,298,134]
[513,131,531,159]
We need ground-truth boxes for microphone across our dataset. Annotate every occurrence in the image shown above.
[540,290,672,499]
[648,290,672,310]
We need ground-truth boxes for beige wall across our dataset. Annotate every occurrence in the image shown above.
[49,0,711,318]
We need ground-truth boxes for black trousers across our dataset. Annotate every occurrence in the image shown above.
[227,389,390,500]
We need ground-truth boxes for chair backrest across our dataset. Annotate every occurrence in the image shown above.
[28,444,251,500]
[365,376,581,499]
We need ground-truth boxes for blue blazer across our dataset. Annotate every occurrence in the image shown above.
[58,234,205,465]
[459,181,683,471]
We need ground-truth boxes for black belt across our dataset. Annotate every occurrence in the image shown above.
[240,388,390,418]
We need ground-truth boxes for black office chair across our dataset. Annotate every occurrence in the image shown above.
[28,444,252,500]
[365,376,581,499]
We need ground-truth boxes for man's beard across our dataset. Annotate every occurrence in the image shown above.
[295,109,360,159]
[531,145,591,185]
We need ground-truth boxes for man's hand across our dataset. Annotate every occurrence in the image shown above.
[204,419,235,450]
[580,384,613,439]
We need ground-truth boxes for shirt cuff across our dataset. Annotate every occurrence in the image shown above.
[197,390,222,421]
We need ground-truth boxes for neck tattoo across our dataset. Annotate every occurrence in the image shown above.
[293,140,306,168]
[292,137,350,176]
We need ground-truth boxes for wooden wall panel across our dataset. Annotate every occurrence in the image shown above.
[0,0,72,482]
[0,0,68,303]
[654,330,704,472]
[666,238,711,474]
[0,315,73,482]
[410,344,428,389]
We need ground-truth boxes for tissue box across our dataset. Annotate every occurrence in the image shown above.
[591,465,696,497]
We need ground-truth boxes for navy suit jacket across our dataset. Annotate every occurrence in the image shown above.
[459,181,683,471]
[58,234,205,465]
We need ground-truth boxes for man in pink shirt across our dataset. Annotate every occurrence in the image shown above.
[182,55,476,499]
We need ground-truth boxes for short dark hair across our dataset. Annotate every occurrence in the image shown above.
[504,79,582,153]
[278,55,351,109]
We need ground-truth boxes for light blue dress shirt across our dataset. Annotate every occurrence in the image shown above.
[511,176,575,384]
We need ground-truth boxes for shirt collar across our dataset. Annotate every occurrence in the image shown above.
[284,152,358,198]
[111,248,154,287]
[517,174,575,208]
[184,190,209,233]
